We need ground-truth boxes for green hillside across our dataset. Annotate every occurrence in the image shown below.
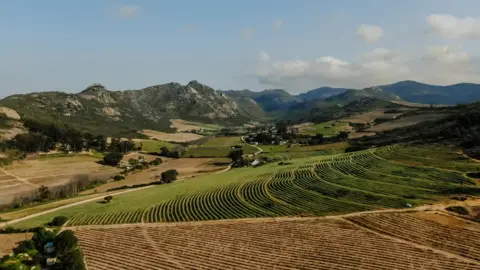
[10,144,479,228]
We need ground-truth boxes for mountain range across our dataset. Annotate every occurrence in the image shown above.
[223,81,480,113]
[0,80,479,137]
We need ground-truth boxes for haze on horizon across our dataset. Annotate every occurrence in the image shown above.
[1,0,480,97]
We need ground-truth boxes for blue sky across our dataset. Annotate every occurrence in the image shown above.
[1,0,480,96]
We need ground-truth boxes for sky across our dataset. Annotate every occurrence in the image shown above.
[1,0,480,96]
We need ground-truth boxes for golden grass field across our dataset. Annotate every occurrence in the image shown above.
[0,233,33,256]
[140,129,204,143]
[0,156,119,206]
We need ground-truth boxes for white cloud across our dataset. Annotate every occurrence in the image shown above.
[426,45,471,64]
[427,14,480,39]
[259,51,270,62]
[273,19,284,29]
[253,46,480,91]
[241,28,255,39]
[357,24,383,43]
[116,5,140,19]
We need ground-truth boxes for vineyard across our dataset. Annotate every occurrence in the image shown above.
[55,144,480,227]
[75,212,480,270]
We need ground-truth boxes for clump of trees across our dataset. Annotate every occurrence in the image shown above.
[104,196,113,203]
[50,216,69,227]
[1,227,85,269]
[103,152,124,166]
[161,169,178,183]
[10,119,136,155]
[159,146,185,158]
[228,149,249,168]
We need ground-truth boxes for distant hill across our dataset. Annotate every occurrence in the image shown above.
[379,81,480,105]
[297,87,349,100]
[0,81,264,137]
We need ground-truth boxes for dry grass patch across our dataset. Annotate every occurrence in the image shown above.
[0,233,33,256]
[82,158,229,194]
[349,132,376,139]
[366,114,445,132]
[0,156,119,206]
[140,129,204,142]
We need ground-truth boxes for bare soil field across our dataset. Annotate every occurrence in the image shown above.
[391,100,451,108]
[140,129,204,142]
[82,158,229,194]
[340,110,405,124]
[348,131,376,139]
[366,114,445,132]
[0,156,119,206]
[75,212,480,270]
[0,233,32,256]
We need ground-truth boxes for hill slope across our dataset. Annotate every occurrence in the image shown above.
[0,81,264,137]
[380,81,480,105]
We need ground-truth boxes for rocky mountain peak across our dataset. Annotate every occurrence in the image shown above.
[81,83,108,94]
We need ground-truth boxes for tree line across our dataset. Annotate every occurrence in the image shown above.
[9,119,136,154]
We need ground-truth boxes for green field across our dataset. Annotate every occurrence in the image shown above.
[136,140,176,152]
[185,136,257,157]
[11,144,479,228]
[300,121,351,136]
[261,142,348,159]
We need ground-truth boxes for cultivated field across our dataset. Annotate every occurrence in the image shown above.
[140,129,204,143]
[340,110,404,124]
[391,100,451,108]
[296,121,352,136]
[185,136,257,157]
[13,144,480,228]
[262,142,348,159]
[0,233,33,256]
[0,156,119,206]
[366,114,445,132]
[170,119,222,132]
[133,139,176,153]
[74,211,480,269]
[82,157,230,193]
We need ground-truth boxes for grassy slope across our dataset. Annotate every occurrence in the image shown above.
[11,144,479,228]
[185,136,257,157]
[299,121,350,136]
[135,140,176,152]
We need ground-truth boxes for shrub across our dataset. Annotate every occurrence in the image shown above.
[32,227,56,250]
[103,152,124,166]
[51,216,69,226]
[446,206,470,215]
[104,196,113,203]
[58,248,85,270]
[113,175,125,181]
[12,239,35,254]
[150,158,163,166]
[161,169,178,183]
[55,230,78,255]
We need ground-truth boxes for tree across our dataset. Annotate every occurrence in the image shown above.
[337,131,349,140]
[104,196,113,203]
[103,152,124,166]
[160,147,170,156]
[161,169,178,183]
[228,149,243,162]
[55,230,78,255]
[58,249,85,270]
[37,185,50,201]
[51,216,69,226]
[32,228,56,250]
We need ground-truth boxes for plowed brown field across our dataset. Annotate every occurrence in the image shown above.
[75,212,480,270]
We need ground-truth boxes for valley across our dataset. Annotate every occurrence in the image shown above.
[1,80,480,269]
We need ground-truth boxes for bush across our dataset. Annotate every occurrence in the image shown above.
[51,216,69,226]
[32,227,56,250]
[161,169,178,183]
[58,249,85,270]
[55,230,78,255]
[446,206,470,215]
[12,239,35,254]
[150,158,163,166]
[103,152,124,166]
[113,175,125,181]
[104,196,113,203]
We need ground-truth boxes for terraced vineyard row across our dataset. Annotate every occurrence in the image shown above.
[75,215,480,270]
[65,145,479,226]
